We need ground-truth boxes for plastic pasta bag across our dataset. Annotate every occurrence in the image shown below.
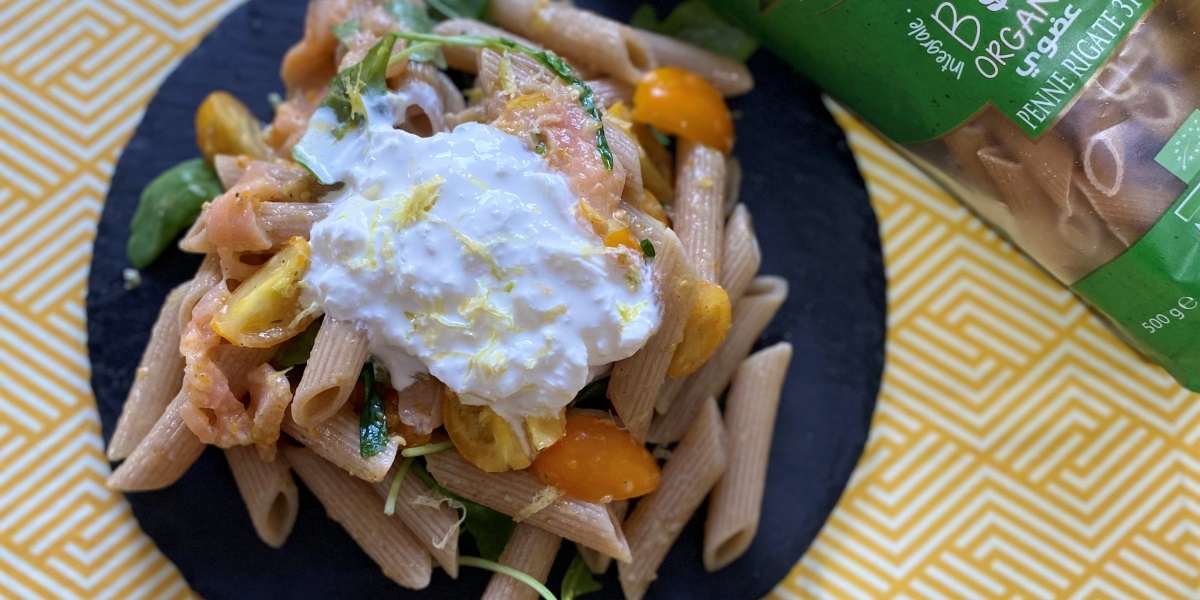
[715,0,1200,388]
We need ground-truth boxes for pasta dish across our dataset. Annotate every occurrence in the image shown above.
[106,0,792,597]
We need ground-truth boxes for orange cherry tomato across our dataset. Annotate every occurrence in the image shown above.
[529,414,661,503]
[631,67,734,154]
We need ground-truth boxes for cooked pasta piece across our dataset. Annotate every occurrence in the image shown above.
[481,523,562,600]
[703,342,792,571]
[371,465,462,577]
[674,138,726,282]
[720,204,761,305]
[605,119,644,207]
[180,202,332,253]
[213,153,250,188]
[285,447,432,589]
[490,0,656,85]
[176,254,223,331]
[578,500,628,574]
[608,216,696,440]
[107,284,187,461]
[619,396,727,600]
[632,30,754,97]
[425,450,632,562]
[224,444,299,548]
[281,405,400,482]
[291,318,371,426]
[108,345,275,491]
[723,157,742,218]
[586,77,634,109]
[431,18,541,73]
[649,275,788,443]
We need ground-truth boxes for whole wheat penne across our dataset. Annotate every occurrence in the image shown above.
[425,450,631,562]
[432,19,541,73]
[619,396,727,600]
[291,318,371,426]
[586,77,634,108]
[108,345,276,491]
[478,49,559,122]
[490,0,656,85]
[224,444,299,548]
[703,343,792,571]
[180,202,332,254]
[405,61,467,116]
[481,523,562,600]
[281,405,399,482]
[605,119,644,214]
[632,29,754,97]
[608,216,696,440]
[107,284,188,461]
[285,447,431,589]
[674,138,726,282]
[720,204,761,306]
[177,255,222,331]
[649,276,787,443]
[213,154,250,189]
[578,500,628,574]
[372,465,461,577]
[979,110,1075,214]
[723,157,742,218]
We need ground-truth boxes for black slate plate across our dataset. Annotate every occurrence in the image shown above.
[87,1,885,598]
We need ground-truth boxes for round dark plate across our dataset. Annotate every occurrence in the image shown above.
[87,1,885,598]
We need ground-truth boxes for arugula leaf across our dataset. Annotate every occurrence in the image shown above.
[561,553,603,600]
[392,32,614,171]
[324,33,398,135]
[639,238,656,258]
[126,158,224,269]
[358,363,389,458]
[630,0,758,62]
[273,317,323,368]
[384,1,447,67]
[411,460,515,561]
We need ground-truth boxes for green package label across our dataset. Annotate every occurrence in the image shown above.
[1074,177,1200,389]
[716,0,1151,143]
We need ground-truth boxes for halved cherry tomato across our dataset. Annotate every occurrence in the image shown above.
[211,237,316,348]
[632,67,734,155]
[529,414,661,503]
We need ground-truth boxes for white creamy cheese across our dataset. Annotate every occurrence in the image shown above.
[297,94,659,423]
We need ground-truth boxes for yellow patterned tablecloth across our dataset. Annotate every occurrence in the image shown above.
[1,1,1198,598]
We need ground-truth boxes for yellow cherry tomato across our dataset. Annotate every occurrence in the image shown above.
[529,414,661,503]
[211,237,316,347]
[195,91,272,163]
[668,280,732,378]
[632,67,734,154]
[443,392,567,473]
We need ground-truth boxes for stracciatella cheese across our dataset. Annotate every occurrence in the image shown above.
[297,94,659,423]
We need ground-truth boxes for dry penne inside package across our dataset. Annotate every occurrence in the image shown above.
[106,0,796,597]
[718,0,1200,388]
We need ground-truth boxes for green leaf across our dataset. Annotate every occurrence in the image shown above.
[126,158,224,269]
[411,460,515,561]
[630,0,758,62]
[359,363,389,458]
[460,556,558,600]
[561,553,603,600]
[273,317,323,368]
[384,1,446,67]
[325,33,399,133]
[574,377,609,406]
[639,238,656,258]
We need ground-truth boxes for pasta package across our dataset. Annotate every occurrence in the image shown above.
[716,0,1200,388]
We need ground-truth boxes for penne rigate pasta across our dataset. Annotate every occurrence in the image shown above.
[291,318,371,426]
[490,0,656,86]
[719,203,761,306]
[107,284,188,461]
[619,396,727,600]
[578,500,628,575]
[481,523,562,600]
[425,450,632,562]
[585,77,634,109]
[281,406,400,482]
[108,344,275,491]
[285,447,432,589]
[703,342,793,571]
[632,29,754,97]
[176,254,223,331]
[372,465,462,577]
[608,215,697,440]
[673,138,727,283]
[180,202,332,254]
[224,443,300,548]
[649,275,788,443]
